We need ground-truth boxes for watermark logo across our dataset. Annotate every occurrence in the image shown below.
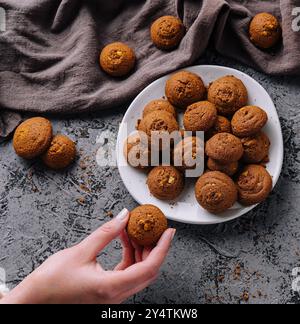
[292,7,300,32]
[0,7,6,32]
[292,267,300,294]
[95,124,205,178]
[0,267,9,295]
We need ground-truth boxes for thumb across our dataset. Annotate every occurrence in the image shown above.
[79,208,130,260]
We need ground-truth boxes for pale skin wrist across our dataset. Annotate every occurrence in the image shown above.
[0,274,45,304]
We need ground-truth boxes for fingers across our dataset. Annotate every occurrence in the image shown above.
[111,228,175,292]
[79,209,130,260]
[131,240,143,263]
[142,246,152,261]
[114,231,135,271]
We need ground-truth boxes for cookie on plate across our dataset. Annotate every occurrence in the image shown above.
[231,106,268,137]
[13,117,53,160]
[207,158,239,177]
[207,76,248,115]
[173,136,203,171]
[148,166,184,200]
[206,116,231,139]
[151,16,185,50]
[165,71,206,109]
[183,101,217,132]
[143,99,177,119]
[100,42,136,77]
[236,164,273,206]
[124,132,151,169]
[195,171,238,213]
[205,133,244,164]
[241,131,270,163]
[127,205,168,246]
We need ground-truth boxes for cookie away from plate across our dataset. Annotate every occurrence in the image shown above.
[249,13,282,49]
[127,204,168,246]
[42,134,76,170]
[13,117,53,160]
[151,16,185,50]
[100,42,136,77]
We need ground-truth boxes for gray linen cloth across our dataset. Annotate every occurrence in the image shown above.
[0,0,299,138]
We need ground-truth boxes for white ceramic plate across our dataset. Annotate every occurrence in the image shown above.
[116,65,283,225]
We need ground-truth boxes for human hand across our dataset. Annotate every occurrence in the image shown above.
[1,209,175,304]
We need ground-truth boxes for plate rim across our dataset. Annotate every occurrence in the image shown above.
[116,64,284,225]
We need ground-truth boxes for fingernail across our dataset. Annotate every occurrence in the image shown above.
[116,208,129,221]
[171,229,176,240]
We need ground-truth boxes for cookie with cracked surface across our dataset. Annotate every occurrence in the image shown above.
[236,165,272,206]
[231,106,268,137]
[151,16,185,50]
[249,13,282,49]
[183,101,217,132]
[207,76,248,115]
[13,117,53,160]
[207,158,239,177]
[127,205,168,246]
[241,131,270,164]
[206,116,231,139]
[100,42,136,77]
[124,132,151,169]
[165,71,206,109]
[205,133,244,163]
[173,136,204,171]
[195,171,238,213]
[42,134,76,170]
[147,166,184,200]
[143,99,177,119]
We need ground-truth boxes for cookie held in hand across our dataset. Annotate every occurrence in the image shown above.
[127,205,168,246]
[195,171,238,213]
[13,117,53,160]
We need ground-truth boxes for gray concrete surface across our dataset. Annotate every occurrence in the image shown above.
[1,52,300,304]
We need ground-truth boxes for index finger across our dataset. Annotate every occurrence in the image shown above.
[110,228,176,292]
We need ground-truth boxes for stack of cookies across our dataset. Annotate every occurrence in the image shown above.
[124,70,273,215]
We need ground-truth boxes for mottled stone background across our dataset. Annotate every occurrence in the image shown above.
[1,52,300,304]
